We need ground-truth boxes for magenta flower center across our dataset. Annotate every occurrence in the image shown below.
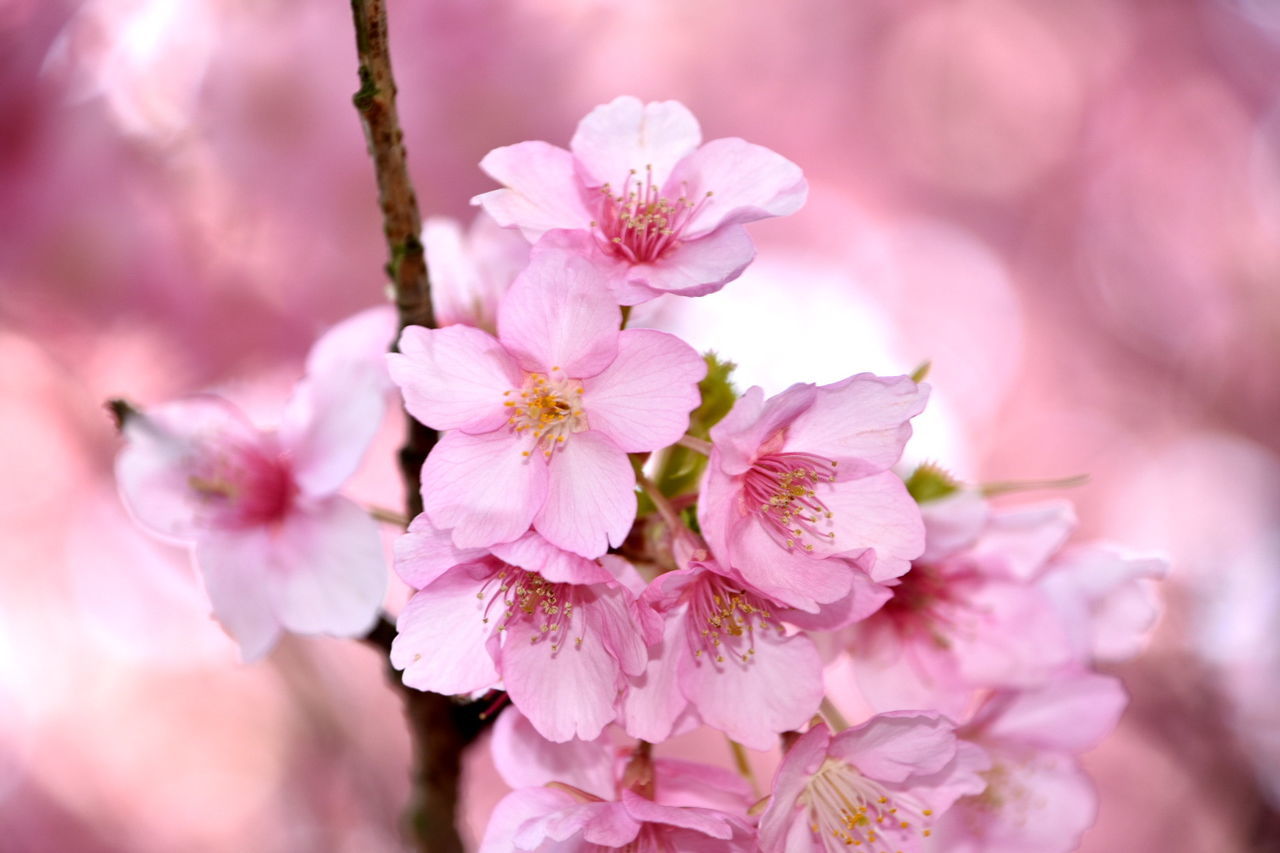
[592,165,711,264]
[742,452,840,552]
[799,758,934,852]
[504,369,588,458]
[686,574,781,666]
[480,567,583,654]
[186,441,294,528]
[879,563,973,650]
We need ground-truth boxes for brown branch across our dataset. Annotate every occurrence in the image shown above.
[346,3,484,850]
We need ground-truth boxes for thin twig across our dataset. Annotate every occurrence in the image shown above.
[675,434,713,456]
[727,738,761,798]
[819,696,849,732]
[346,2,485,850]
[636,470,686,536]
[368,505,410,527]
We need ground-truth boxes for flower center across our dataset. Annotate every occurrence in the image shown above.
[504,369,588,458]
[479,567,583,654]
[591,165,711,264]
[186,442,294,528]
[878,563,975,651]
[799,758,934,853]
[742,452,839,552]
[686,573,782,666]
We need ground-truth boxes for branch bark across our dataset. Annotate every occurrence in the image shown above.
[346,3,483,850]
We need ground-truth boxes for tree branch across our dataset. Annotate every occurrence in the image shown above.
[346,3,483,850]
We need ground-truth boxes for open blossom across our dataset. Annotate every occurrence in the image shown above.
[760,714,989,853]
[474,95,807,304]
[623,554,823,749]
[424,212,529,334]
[114,311,395,659]
[482,707,757,852]
[698,374,928,613]
[843,492,1077,718]
[391,515,651,742]
[388,248,706,558]
[931,673,1128,853]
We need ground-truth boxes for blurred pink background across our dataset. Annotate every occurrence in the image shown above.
[2,0,1278,850]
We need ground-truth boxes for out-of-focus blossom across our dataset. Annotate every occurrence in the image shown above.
[481,707,756,851]
[424,213,530,334]
[389,249,705,557]
[474,95,807,304]
[759,714,989,852]
[699,375,927,612]
[932,673,1128,853]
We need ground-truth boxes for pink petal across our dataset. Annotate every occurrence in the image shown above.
[265,496,386,636]
[972,501,1076,582]
[729,518,854,612]
[811,472,925,579]
[393,512,487,589]
[570,96,702,188]
[115,395,264,540]
[491,531,614,585]
[534,431,636,558]
[424,214,528,332]
[580,329,705,452]
[707,383,817,476]
[621,613,689,743]
[620,791,737,840]
[490,706,615,798]
[304,304,397,387]
[1041,546,1167,663]
[665,137,807,236]
[783,570,894,632]
[498,598,623,742]
[515,800,639,848]
[474,141,594,241]
[388,324,521,433]
[976,673,1127,753]
[391,563,500,694]
[783,373,928,476]
[650,757,754,810]
[278,368,387,497]
[758,724,833,850]
[421,429,547,550]
[920,491,990,562]
[679,621,824,750]
[193,530,282,661]
[479,787,580,853]
[628,223,756,297]
[829,711,958,782]
[497,249,621,378]
[946,580,1073,687]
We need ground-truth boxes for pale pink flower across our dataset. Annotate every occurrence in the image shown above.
[843,493,1077,718]
[473,95,807,304]
[698,374,928,613]
[388,248,706,558]
[114,312,395,658]
[759,714,989,853]
[622,555,823,750]
[482,707,756,852]
[931,673,1127,853]
[424,212,529,334]
[390,515,651,742]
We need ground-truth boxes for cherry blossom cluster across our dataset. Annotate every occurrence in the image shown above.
[114,96,1165,852]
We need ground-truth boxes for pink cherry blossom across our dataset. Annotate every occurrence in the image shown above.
[932,673,1128,853]
[388,248,706,557]
[759,714,989,853]
[482,707,757,852]
[623,555,823,750]
[842,493,1077,718]
[390,515,652,742]
[114,311,395,658]
[424,212,529,334]
[473,95,808,304]
[698,374,928,613]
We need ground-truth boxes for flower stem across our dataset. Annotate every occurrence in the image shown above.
[368,505,409,527]
[727,738,761,798]
[676,434,713,455]
[636,470,687,537]
[819,696,850,732]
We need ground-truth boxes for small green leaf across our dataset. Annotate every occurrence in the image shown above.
[652,352,738,500]
[905,462,962,503]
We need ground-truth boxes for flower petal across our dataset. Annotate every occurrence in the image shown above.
[422,429,548,550]
[479,787,580,853]
[391,563,500,694]
[807,471,925,579]
[570,96,702,188]
[193,530,282,661]
[490,705,615,798]
[388,325,522,433]
[783,373,928,476]
[266,496,386,637]
[580,329,705,453]
[497,249,621,378]
[665,137,807,236]
[729,518,853,612]
[474,141,594,241]
[829,711,957,783]
[491,531,614,585]
[278,366,388,497]
[628,223,756,298]
[534,431,636,558]
[394,512,487,590]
